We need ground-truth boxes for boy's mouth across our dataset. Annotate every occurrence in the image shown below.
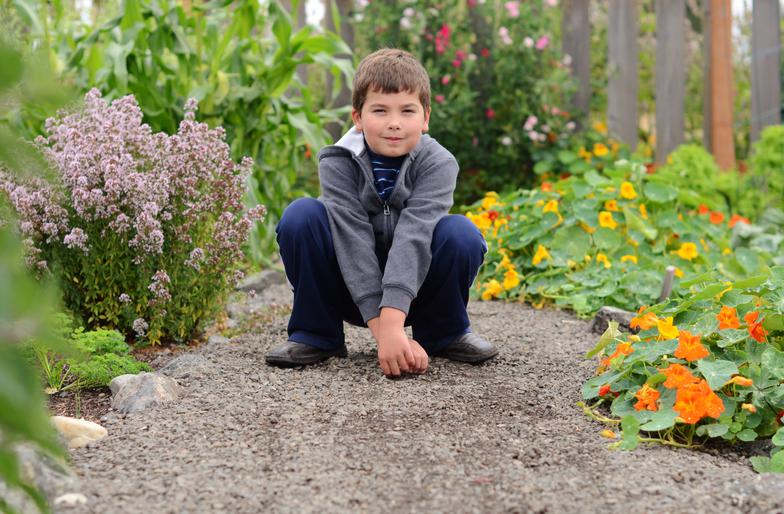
[384,137,403,143]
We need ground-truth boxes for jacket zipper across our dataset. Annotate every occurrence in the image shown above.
[383,201,391,250]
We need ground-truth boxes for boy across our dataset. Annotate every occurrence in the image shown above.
[266,48,498,377]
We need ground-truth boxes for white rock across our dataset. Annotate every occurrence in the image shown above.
[109,373,140,395]
[111,372,183,414]
[51,417,108,449]
[54,493,87,506]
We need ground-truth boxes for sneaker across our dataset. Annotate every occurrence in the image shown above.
[265,340,348,367]
[438,332,498,363]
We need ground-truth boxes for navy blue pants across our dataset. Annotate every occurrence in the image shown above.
[276,198,486,354]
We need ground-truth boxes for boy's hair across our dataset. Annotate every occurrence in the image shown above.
[352,48,431,113]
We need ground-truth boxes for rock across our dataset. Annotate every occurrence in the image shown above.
[159,353,214,380]
[54,493,87,507]
[236,269,287,293]
[109,374,139,395]
[0,444,77,514]
[110,372,184,414]
[208,335,230,346]
[589,306,636,335]
[51,417,108,449]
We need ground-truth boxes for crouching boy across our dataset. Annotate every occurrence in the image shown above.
[266,48,498,377]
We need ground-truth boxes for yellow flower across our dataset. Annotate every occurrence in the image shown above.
[580,222,596,234]
[656,317,679,341]
[722,247,732,255]
[604,186,617,194]
[596,253,611,269]
[599,211,617,230]
[481,193,498,211]
[629,335,642,342]
[677,242,698,261]
[620,182,637,200]
[621,255,638,264]
[639,204,648,219]
[611,141,621,156]
[579,146,593,162]
[532,245,551,265]
[481,279,503,301]
[600,429,617,439]
[467,211,492,232]
[604,199,619,212]
[674,267,684,278]
[741,403,757,414]
[503,268,521,290]
[593,120,608,135]
[499,254,513,270]
[628,238,639,248]
[543,199,559,214]
[584,254,592,262]
[593,143,609,157]
[566,259,577,268]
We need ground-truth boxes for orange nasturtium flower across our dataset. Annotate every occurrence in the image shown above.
[744,311,769,343]
[717,306,740,330]
[639,204,648,219]
[698,204,710,215]
[620,181,637,200]
[742,403,757,414]
[630,306,658,331]
[541,181,553,192]
[634,384,660,412]
[598,211,617,230]
[726,375,753,387]
[660,363,699,389]
[674,330,709,362]
[676,242,698,261]
[656,317,680,341]
[481,192,499,210]
[674,379,724,424]
[602,342,633,367]
[728,214,750,228]
[604,199,619,212]
[593,143,609,157]
[709,211,725,224]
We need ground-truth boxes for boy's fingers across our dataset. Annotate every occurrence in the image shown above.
[388,360,402,377]
[405,348,416,367]
[379,359,391,377]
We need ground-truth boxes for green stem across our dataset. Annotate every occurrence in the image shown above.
[578,401,621,425]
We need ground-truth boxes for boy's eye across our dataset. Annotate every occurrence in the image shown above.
[373,109,386,113]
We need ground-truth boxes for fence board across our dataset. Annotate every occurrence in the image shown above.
[655,0,686,162]
[608,0,639,149]
[709,0,735,170]
[751,0,782,142]
[703,0,712,149]
[561,0,591,120]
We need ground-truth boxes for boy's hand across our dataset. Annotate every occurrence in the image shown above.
[408,338,429,374]
[374,308,416,377]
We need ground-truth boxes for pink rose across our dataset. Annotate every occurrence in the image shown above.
[435,95,445,104]
[536,35,550,50]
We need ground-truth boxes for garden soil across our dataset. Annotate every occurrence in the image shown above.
[53,282,784,514]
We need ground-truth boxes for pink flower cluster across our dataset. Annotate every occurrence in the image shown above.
[435,24,451,55]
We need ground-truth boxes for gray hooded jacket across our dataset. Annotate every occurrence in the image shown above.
[317,127,459,323]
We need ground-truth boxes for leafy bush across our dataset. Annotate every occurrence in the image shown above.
[353,0,576,203]
[6,0,354,263]
[2,89,264,344]
[581,267,784,472]
[29,315,150,392]
[465,149,766,316]
[748,125,784,216]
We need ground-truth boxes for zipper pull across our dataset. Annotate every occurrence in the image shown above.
[383,202,390,216]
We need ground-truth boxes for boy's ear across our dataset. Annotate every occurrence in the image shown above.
[351,109,362,132]
[423,107,431,133]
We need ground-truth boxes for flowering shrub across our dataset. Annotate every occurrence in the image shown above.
[1,89,265,345]
[581,268,784,472]
[353,0,576,203]
[465,144,774,316]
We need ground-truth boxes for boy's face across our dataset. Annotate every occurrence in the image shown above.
[352,88,430,157]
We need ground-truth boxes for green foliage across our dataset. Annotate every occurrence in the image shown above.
[583,267,784,472]
[0,36,68,514]
[29,319,151,392]
[353,0,576,204]
[8,0,354,264]
[749,125,784,215]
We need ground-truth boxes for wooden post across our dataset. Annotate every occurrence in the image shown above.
[561,0,592,121]
[655,0,686,163]
[608,0,639,150]
[709,0,735,170]
[751,0,782,142]
[702,0,712,149]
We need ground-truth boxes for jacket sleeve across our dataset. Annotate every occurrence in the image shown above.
[380,155,459,315]
[318,157,383,323]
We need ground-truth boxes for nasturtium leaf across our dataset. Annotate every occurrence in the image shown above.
[550,226,591,261]
[772,427,784,447]
[643,182,678,203]
[646,373,666,386]
[696,360,739,390]
[622,207,658,240]
[640,409,678,431]
[585,321,621,359]
[734,248,762,274]
[584,170,610,187]
[679,271,715,288]
[750,456,772,473]
[593,228,622,250]
[761,347,784,379]
[581,369,625,399]
[570,180,591,198]
[745,412,762,429]
[769,450,784,473]
[732,275,769,290]
[717,329,748,348]
[557,150,577,164]
[737,429,758,442]
[696,423,729,438]
[619,415,640,450]
[693,283,731,301]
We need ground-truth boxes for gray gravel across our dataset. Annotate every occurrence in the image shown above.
[58,283,784,513]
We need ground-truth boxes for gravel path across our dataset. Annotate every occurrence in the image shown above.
[58,282,784,514]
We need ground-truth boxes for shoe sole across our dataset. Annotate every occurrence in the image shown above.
[265,347,348,368]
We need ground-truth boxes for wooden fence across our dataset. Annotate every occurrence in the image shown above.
[562,0,782,168]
